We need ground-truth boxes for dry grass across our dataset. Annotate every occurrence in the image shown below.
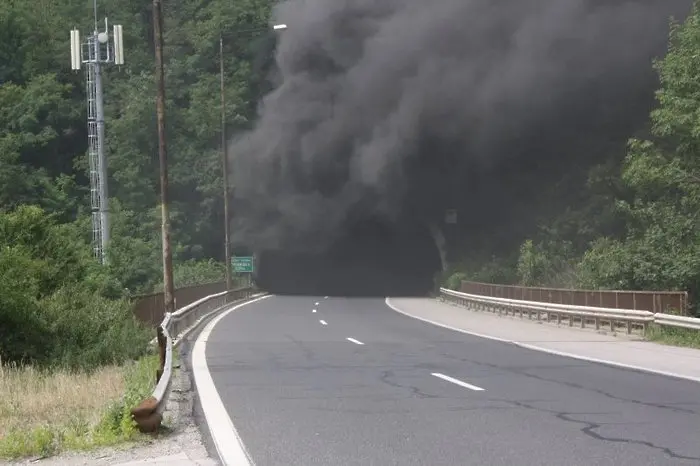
[0,363,125,439]
[0,354,159,459]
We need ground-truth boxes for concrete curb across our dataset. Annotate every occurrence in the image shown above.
[385,297,700,385]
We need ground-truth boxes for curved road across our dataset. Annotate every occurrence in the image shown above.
[198,296,700,465]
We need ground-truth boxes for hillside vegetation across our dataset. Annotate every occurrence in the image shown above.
[3,0,700,377]
[448,3,700,315]
[0,0,272,368]
[1,0,274,457]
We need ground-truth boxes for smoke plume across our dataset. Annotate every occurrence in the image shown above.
[230,0,691,254]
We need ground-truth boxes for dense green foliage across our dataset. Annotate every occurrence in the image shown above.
[0,205,149,369]
[451,2,700,314]
[0,0,272,366]
[3,0,700,368]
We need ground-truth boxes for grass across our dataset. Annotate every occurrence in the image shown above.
[0,353,160,460]
[645,324,700,349]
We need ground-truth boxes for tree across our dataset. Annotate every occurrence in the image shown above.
[0,0,278,366]
[576,3,700,303]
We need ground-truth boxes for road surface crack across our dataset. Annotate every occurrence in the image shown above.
[507,400,700,461]
[285,334,317,362]
[379,370,440,399]
[558,412,700,461]
[439,353,698,415]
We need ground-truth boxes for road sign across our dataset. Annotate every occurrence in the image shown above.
[232,256,254,273]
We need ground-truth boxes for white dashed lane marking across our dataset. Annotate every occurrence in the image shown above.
[431,372,484,391]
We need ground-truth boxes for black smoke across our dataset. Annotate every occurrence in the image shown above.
[230,0,691,260]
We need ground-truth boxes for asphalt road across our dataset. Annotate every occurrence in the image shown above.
[203,296,700,466]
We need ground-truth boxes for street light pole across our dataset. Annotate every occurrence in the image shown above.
[219,23,287,291]
[220,33,233,291]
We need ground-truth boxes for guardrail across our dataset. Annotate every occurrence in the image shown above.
[132,281,227,327]
[654,313,700,330]
[440,288,700,335]
[130,286,257,432]
[459,280,689,315]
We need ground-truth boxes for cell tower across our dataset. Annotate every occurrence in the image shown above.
[70,4,124,264]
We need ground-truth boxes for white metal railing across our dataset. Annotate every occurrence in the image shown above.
[440,287,700,334]
[131,287,258,431]
[653,313,700,330]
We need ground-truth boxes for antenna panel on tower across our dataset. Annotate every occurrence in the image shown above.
[70,29,81,70]
[113,25,124,65]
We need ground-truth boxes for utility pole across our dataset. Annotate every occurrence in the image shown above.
[153,0,175,314]
[70,4,125,264]
[220,33,233,291]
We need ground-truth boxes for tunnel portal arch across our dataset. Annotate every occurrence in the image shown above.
[254,214,443,296]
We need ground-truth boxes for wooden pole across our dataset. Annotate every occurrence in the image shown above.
[153,0,175,315]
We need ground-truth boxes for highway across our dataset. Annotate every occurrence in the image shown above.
[200,295,700,466]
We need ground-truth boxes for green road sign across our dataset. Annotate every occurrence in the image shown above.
[232,256,254,273]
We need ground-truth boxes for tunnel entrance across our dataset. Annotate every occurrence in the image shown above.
[253,215,442,296]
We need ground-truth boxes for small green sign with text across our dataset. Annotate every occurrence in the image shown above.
[232,256,254,273]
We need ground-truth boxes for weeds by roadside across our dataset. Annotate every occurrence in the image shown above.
[0,353,159,460]
[645,325,700,350]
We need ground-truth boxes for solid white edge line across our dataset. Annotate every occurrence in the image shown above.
[320,320,327,326]
[346,337,364,345]
[432,372,485,391]
[192,294,272,466]
[384,297,700,384]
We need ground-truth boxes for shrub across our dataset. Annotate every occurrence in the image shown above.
[0,245,50,364]
[41,286,151,371]
[445,272,468,291]
[0,206,150,370]
[157,258,227,290]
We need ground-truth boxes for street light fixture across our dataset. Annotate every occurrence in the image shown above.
[221,24,287,291]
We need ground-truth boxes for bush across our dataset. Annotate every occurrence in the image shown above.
[517,239,549,286]
[0,246,50,364]
[167,258,226,290]
[0,206,150,370]
[469,256,518,284]
[440,254,518,291]
[41,286,151,371]
[104,202,163,295]
[516,238,581,288]
[445,272,468,291]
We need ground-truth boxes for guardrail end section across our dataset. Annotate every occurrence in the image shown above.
[131,396,163,433]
